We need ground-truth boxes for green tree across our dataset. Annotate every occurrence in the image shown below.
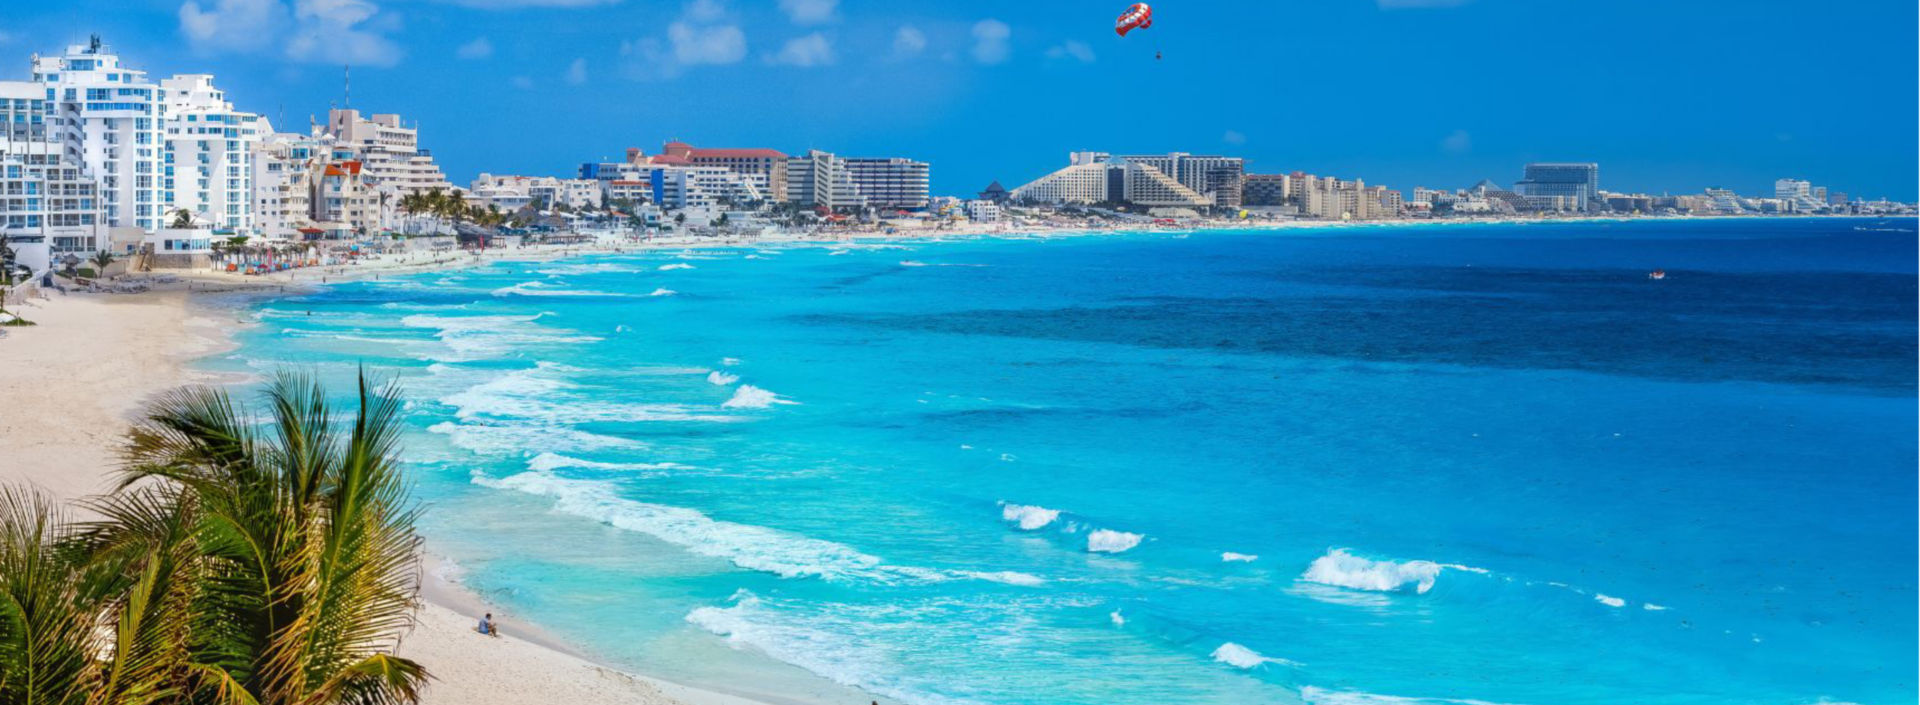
[170,209,194,229]
[89,251,115,280]
[0,372,430,705]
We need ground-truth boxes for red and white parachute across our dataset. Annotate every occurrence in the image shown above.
[1116,3,1153,37]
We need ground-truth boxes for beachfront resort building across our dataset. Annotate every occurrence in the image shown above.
[787,149,864,211]
[161,74,267,233]
[1773,178,1831,212]
[0,80,107,272]
[845,157,931,210]
[249,130,383,239]
[323,108,451,198]
[658,141,788,202]
[470,174,603,211]
[31,36,168,232]
[1513,162,1600,212]
[1011,152,1225,208]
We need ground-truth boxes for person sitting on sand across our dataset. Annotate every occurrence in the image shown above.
[477,613,500,638]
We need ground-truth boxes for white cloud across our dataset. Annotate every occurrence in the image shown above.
[179,0,286,53]
[970,19,1010,65]
[1045,40,1094,63]
[1378,0,1471,7]
[891,25,926,57]
[777,0,836,25]
[620,0,746,79]
[456,36,493,59]
[1223,130,1246,145]
[1441,129,1472,154]
[284,0,404,67]
[564,57,587,84]
[669,22,746,65]
[510,75,534,89]
[768,33,833,67]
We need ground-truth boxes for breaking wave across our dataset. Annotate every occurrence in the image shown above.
[707,370,740,386]
[998,502,1060,530]
[1086,529,1144,554]
[722,385,798,409]
[1301,549,1445,594]
[1210,642,1297,669]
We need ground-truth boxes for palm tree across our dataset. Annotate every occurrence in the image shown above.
[0,372,430,705]
[89,251,115,280]
[170,209,194,230]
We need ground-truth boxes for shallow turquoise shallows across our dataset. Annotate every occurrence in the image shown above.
[213,218,1918,705]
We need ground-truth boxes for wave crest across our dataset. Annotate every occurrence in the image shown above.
[999,503,1060,531]
[1301,549,1443,594]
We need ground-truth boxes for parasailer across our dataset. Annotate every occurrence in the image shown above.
[1116,3,1153,37]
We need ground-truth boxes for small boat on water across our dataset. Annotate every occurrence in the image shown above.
[1648,269,1667,280]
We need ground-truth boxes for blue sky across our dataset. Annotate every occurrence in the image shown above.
[3,0,1915,199]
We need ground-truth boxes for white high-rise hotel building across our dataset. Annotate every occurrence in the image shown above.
[31,37,167,231]
[162,74,267,231]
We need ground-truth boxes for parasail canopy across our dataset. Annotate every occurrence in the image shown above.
[1116,3,1153,37]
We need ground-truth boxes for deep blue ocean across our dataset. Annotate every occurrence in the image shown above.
[212,218,1918,705]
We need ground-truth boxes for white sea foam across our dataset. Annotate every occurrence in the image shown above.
[722,385,798,409]
[998,503,1060,530]
[1642,603,1668,611]
[526,452,691,473]
[685,593,998,705]
[491,280,627,298]
[720,357,742,366]
[1301,549,1444,594]
[399,313,600,361]
[1211,642,1297,669]
[649,288,677,297]
[429,421,642,457]
[959,571,1046,587]
[476,470,1021,587]
[1594,594,1626,608]
[707,371,740,386]
[899,260,927,267]
[1300,686,1531,705]
[476,470,889,581]
[1221,552,1259,563]
[1109,610,1125,627]
[1086,529,1144,554]
[657,263,694,271]
[437,363,741,424]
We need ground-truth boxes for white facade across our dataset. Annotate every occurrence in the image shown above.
[787,150,864,210]
[32,37,167,232]
[0,80,106,271]
[162,74,266,232]
[472,173,603,211]
[325,108,451,198]
[1011,162,1110,204]
[252,132,330,239]
[963,200,1002,222]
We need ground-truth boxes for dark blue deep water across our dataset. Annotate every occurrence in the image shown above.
[219,217,1918,705]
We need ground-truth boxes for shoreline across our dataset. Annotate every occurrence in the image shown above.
[0,275,802,705]
[1,213,1902,705]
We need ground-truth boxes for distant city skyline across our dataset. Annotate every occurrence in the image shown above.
[1,0,1915,199]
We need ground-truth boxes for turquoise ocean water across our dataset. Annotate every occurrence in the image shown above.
[211,218,1918,705]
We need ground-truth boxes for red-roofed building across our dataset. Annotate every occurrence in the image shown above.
[659,141,788,201]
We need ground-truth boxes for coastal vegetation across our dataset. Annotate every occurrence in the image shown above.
[0,372,428,705]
